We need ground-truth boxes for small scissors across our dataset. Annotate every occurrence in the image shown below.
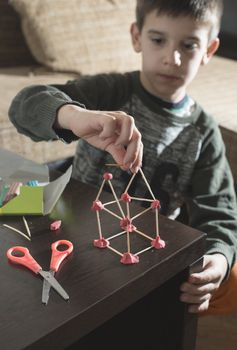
[42,240,73,304]
[7,239,73,305]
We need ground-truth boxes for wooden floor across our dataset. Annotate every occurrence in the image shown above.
[197,313,237,350]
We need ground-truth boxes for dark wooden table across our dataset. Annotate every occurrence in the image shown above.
[0,164,205,350]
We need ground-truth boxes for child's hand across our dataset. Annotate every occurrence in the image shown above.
[179,254,228,313]
[56,105,143,173]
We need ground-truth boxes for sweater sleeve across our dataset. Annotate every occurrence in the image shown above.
[8,73,133,143]
[8,84,83,143]
[188,115,237,274]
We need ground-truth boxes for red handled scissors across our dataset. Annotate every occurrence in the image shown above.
[42,240,73,305]
[7,239,73,305]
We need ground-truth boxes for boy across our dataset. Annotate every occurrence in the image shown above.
[9,0,237,315]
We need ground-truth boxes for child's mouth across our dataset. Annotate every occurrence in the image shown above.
[158,73,180,81]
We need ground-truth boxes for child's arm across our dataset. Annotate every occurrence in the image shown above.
[56,104,143,173]
[178,113,237,314]
[179,253,228,313]
[9,83,143,173]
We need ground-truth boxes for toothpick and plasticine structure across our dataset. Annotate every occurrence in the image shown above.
[91,166,165,264]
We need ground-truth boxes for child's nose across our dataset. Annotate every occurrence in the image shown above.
[163,49,181,67]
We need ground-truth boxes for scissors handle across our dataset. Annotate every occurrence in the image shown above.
[50,240,73,272]
[7,246,42,274]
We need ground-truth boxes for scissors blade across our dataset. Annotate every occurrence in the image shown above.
[39,270,69,304]
[42,270,55,305]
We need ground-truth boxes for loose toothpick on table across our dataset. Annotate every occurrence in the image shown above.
[2,216,31,241]
[22,216,31,238]
[3,224,31,241]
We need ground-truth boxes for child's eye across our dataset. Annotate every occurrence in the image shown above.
[151,37,165,45]
[183,42,198,51]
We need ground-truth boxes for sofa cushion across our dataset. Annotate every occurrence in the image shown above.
[0,0,35,67]
[10,0,140,75]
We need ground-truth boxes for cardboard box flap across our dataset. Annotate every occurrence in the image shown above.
[43,165,72,215]
[0,147,72,215]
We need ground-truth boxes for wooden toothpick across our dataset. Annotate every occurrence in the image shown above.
[105,163,122,167]
[131,206,152,220]
[107,245,123,257]
[155,209,159,236]
[96,211,103,239]
[95,179,106,201]
[22,216,31,237]
[3,224,31,241]
[107,180,125,218]
[124,172,136,193]
[103,206,123,220]
[139,168,156,200]
[134,229,153,240]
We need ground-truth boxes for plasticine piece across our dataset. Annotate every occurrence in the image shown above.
[120,217,131,228]
[91,200,104,211]
[127,224,136,232]
[120,252,139,264]
[151,199,161,209]
[121,192,131,202]
[50,220,62,231]
[151,236,166,249]
[103,172,113,180]
[120,217,136,232]
[93,238,110,248]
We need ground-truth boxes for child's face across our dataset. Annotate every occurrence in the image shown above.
[131,11,219,102]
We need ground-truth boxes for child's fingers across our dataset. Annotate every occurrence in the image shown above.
[180,291,211,304]
[113,112,134,145]
[179,254,228,313]
[180,281,216,295]
[98,114,118,139]
[102,111,135,144]
[106,138,143,173]
[189,269,219,284]
[123,134,143,172]
[188,300,210,313]
[98,111,133,143]
[102,111,143,171]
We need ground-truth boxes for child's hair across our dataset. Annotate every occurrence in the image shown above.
[136,0,223,41]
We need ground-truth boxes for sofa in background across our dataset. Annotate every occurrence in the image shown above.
[0,0,237,185]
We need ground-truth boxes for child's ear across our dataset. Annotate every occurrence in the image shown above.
[130,22,142,53]
[201,38,220,65]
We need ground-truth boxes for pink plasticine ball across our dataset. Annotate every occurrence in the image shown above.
[151,199,161,209]
[120,217,131,229]
[151,236,166,249]
[120,252,139,264]
[121,192,131,202]
[91,200,104,211]
[93,238,109,248]
[103,172,113,180]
